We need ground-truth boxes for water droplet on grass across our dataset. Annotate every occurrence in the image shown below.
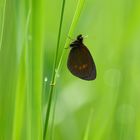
[44,77,48,82]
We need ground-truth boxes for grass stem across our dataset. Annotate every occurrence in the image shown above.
[0,0,7,51]
[43,0,66,139]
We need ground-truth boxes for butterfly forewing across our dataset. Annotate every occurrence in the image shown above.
[67,44,96,80]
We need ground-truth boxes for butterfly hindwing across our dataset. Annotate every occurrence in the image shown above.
[67,44,96,80]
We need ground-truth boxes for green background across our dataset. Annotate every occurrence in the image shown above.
[0,0,140,140]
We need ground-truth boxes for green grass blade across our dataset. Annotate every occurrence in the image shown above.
[25,7,32,140]
[43,1,66,139]
[12,50,26,140]
[0,0,7,50]
[83,108,94,140]
[31,0,45,138]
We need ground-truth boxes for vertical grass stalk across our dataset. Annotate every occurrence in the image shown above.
[0,0,7,50]
[25,7,32,140]
[31,0,44,138]
[83,108,94,140]
[43,0,66,139]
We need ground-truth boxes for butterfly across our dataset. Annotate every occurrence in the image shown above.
[67,34,96,80]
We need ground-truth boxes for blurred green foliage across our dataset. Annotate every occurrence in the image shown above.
[0,0,140,140]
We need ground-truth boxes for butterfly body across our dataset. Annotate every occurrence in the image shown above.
[67,34,96,80]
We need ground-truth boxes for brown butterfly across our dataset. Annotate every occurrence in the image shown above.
[67,34,96,80]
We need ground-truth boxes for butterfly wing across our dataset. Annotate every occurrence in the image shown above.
[67,45,96,80]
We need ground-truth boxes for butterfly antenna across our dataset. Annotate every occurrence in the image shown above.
[83,35,88,39]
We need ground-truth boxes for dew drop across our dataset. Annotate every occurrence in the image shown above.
[44,77,48,82]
